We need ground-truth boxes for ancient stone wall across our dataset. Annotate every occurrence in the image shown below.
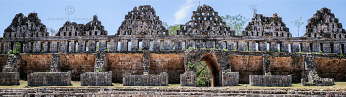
[249,75,292,87]
[0,53,344,84]
[123,72,168,86]
[244,13,291,37]
[305,8,346,39]
[0,72,19,85]
[27,72,71,86]
[80,71,112,86]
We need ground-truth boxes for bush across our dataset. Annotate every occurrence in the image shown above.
[188,61,211,87]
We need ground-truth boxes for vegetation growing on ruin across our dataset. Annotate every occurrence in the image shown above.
[188,61,211,87]
[168,25,181,35]
[7,42,21,55]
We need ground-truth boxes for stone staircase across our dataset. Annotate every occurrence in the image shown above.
[0,88,345,97]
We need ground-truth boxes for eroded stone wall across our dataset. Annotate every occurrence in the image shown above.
[1,53,345,84]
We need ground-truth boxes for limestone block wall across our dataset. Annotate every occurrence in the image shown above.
[123,72,168,86]
[27,72,71,86]
[0,72,20,85]
[249,75,292,87]
[80,72,112,86]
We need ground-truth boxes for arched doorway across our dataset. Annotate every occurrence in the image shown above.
[199,53,221,87]
[184,50,228,87]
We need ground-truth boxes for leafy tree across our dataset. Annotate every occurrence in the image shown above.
[168,25,181,35]
[222,15,248,36]
[8,42,21,55]
[189,61,211,87]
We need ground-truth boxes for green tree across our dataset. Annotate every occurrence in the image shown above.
[168,25,181,35]
[222,15,248,36]
[8,42,21,55]
[189,61,211,87]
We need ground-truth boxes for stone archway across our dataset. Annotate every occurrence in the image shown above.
[181,50,238,87]
[200,53,221,87]
[183,50,226,87]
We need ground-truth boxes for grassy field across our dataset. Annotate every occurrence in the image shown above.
[1,80,346,91]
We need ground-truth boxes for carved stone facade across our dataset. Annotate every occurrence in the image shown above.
[56,15,107,37]
[117,5,167,36]
[0,5,345,87]
[305,8,346,39]
[244,13,291,37]
[178,5,234,36]
[3,13,48,38]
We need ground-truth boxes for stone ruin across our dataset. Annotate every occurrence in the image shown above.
[0,5,345,87]
[3,13,48,38]
[27,54,71,86]
[301,55,334,86]
[117,5,167,36]
[50,54,60,72]
[0,54,20,85]
[123,49,169,86]
[178,5,234,36]
[305,8,346,39]
[80,51,112,86]
[56,15,107,37]
[2,54,20,72]
[244,13,291,37]
[249,54,292,87]
[180,50,239,87]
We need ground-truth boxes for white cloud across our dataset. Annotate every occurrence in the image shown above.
[174,0,195,24]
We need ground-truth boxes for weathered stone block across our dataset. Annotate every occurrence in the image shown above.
[0,72,20,85]
[123,72,168,86]
[301,78,335,86]
[222,72,239,86]
[249,75,292,87]
[180,71,196,86]
[28,72,71,86]
[80,72,112,86]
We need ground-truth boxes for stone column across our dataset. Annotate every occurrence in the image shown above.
[262,54,271,75]
[94,51,106,72]
[142,49,150,75]
[50,54,60,72]
[2,54,19,72]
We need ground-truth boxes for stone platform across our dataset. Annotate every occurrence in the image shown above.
[27,72,71,86]
[81,71,112,86]
[249,75,292,87]
[222,72,239,86]
[180,71,196,86]
[302,78,335,86]
[123,72,168,86]
[0,72,19,85]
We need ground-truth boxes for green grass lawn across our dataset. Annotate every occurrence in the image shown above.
[1,80,346,91]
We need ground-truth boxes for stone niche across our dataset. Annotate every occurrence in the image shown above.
[123,72,168,86]
[80,71,112,86]
[249,75,292,87]
[27,72,71,86]
[0,72,20,85]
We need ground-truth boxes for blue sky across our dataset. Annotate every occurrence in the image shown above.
[0,0,345,37]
